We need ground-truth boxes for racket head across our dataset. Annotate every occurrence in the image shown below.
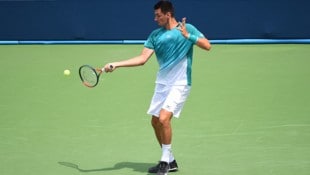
[79,65,100,88]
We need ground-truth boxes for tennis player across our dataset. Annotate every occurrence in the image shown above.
[102,1,211,174]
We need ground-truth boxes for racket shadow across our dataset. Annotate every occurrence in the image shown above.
[58,161,154,173]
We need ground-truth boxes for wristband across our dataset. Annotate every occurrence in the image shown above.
[188,34,199,43]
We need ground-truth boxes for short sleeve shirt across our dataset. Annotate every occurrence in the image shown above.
[144,23,204,86]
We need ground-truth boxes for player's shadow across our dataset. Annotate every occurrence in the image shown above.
[58,161,155,174]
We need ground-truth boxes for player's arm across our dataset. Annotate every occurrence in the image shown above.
[179,18,211,51]
[193,37,211,51]
[103,47,154,72]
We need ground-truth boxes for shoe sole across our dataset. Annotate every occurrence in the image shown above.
[148,164,178,173]
[149,167,178,173]
[169,167,178,172]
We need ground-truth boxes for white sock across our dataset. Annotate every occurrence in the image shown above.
[161,144,172,163]
[169,152,175,163]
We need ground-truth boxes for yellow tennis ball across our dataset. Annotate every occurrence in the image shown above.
[64,69,70,76]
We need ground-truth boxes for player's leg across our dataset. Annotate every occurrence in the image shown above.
[154,109,176,174]
[158,109,173,145]
[151,110,173,145]
[151,110,174,158]
[158,109,173,162]
[149,112,178,174]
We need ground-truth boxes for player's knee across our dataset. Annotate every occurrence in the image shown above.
[158,116,171,127]
[158,110,172,126]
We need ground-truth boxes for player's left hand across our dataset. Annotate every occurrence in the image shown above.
[178,17,189,38]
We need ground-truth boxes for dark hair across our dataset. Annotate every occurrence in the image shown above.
[154,0,174,17]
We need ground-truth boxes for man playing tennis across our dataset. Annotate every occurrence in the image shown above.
[102,1,211,174]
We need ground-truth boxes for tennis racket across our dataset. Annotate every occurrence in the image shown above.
[78,64,113,88]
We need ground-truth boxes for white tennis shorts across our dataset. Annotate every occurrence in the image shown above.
[147,84,191,118]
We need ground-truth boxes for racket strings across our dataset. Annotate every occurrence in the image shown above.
[81,68,97,86]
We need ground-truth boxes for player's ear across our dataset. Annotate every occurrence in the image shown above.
[166,12,171,18]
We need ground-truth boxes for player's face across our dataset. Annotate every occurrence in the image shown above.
[154,9,170,27]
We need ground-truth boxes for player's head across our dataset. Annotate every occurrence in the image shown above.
[154,0,174,17]
[154,0,175,26]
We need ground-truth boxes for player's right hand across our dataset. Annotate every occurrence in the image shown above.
[103,64,114,72]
